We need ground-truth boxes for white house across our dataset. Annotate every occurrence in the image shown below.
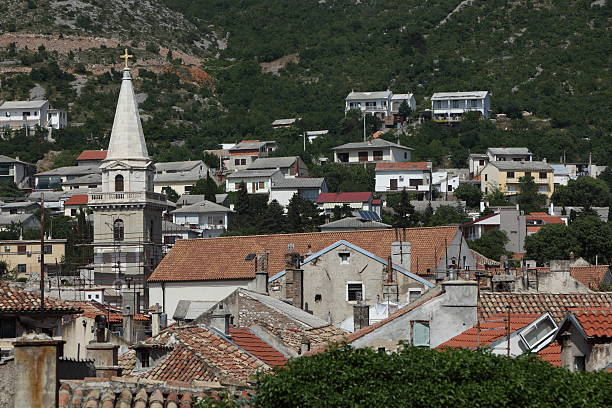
[269,177,327,207]
[345,90,393,118]
[431,91,491,121]
[226,169,284,194]
[0,100,67,129]
[551,164,570,187]
[0,155,36,189]
[247,156,309,177]
[390,93,417,114]
[162,220,202,253]
[432,169,469,195]
[227,140,278,172]
[171,200,231,236]
[468,153,488,177]
[35,165,101,190]
[375,162,432,196]
[486,147,532,162]
[332,138,413,164]
[315,192,382,217]
[153,160,209,195]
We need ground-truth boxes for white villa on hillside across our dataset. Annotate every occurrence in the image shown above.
[0,100,67,130]
[431,91,491,122]
[332,138,413,164]
[345,91,416,118]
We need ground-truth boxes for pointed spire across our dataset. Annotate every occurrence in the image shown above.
[106,68,149,161]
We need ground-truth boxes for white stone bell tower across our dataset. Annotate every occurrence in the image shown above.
[89,50,166,308]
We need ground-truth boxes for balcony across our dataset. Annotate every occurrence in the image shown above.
[89,191,166,206]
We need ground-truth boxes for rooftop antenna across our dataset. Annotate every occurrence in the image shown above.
[39,193,45,310]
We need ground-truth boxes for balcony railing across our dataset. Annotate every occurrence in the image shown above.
[89,191,166,205]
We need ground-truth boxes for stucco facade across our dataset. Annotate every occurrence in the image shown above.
[480,161,554,197]
[0,239,66,278]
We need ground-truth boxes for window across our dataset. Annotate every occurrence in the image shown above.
[17,264,26,273]
[184,185,192,192]
[447,184,453,192]
[4,246,9,253]
[408,288,422,303]
[539,172,547,179]
[574,356,586,372]
[452,100,460,109]
[5,112,10,117]
[164,236,177,245]
[373,150,383,161]
[337,153,349,163]
[412,321,430,347]
[23,111,31,116]
[479,160,485,166]
[17,245,26,254]
[358,151,368,162]
[409,179,423,187]
[138,350,150,368]
[347,283,363,301]
[240,159,246,166]
[44,245,52,254]
[469,99,478,108]
[235,183,241,189]
[114,174,124,192]
[507,172,515,179]
[234,159,240,165]
[404,152,408,159]
[258,182,265,190]
[113,219,125,242]
[519,314,557,350]
[484,174,488,181]
[0,317,17,338]
[389,179,398,190]
[338,252,350,264]
[525,172,531,178]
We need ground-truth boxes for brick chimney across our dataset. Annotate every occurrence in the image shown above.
[13,333,65,408]
[255,253,269,295]
[285,252,304,309]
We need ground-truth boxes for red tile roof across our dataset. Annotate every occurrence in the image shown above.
[570,265,609,290]
[537,341,561,366]
[438,313,540,349]
[0,282,81,313]
[76,150,107,161]
[229,326,287,367]
[64,194,88,206]
[149,227,461,282]
[479,293,612,321]
[371,199,382,205]
[315,192,372,203]
[572,309,612,337]
[525,214,564,224]
[375,161,431,171]
[70,301,150,322]
[120,326,269,384]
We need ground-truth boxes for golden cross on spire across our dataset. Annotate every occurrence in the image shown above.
[120,48,133,69]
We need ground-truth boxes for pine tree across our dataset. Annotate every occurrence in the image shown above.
[392,189,416,228]
[262,200,287,234]
[231,183,251,230]
[287,194,303,233]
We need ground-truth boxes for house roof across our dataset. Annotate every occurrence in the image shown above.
[487,147,531,156]
[271,118,298,126]
[438,313,542,349]
[332,138,412,150]
[271,177,325,189]
[149,226,462,282]
[155,160,204,172]
[247,156,299,170]
[173,300,217,321]
[479,292,612,321]
[0,213,39,226]
[571,309,612,337]
[431,91,488,100]
[489,161,552,171]
[171,200,230,214]
[315,192,372,204]
[0,201,39,209]
[0,282,81,313]
[64,194,88,206]
[0,100,48,109]
[120,325,269,384]
[76,150,107,161]
[229,141,275,151]
[58,377,249,408]
[570,265,610,290]
[346,90,392,100]
[471,249,501,267]
[550,163,570,176]
[537,342,561,367]
[154,168,204,183]
[162,220,192,233]
[36,165,101,177]
[61,173,102,185]
[226,169,281,178]
[320,217,391,231]
[228,326,288,367]
[70,300,149,322]
[375,161,431,171]
[0,154,31,164]
[391,93,414,101]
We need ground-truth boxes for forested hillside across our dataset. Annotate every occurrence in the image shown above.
[0,0,610,168]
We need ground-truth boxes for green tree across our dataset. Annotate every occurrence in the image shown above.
[161,186,179,203]
[391,189,415,228]
[569,214,612,264]
[517,176,546,214]
[485,188,512,206]
[468,230,511,261]
[454,183,483,208]
[551,177,610,209]
[287,194,323,233]
[331,204,353,221]
[524,224,581,265]
[0,180,25,197]
[191,173,218,201]
[598,168,612,192]
[398,99,412,119]
[230,183,251,231]
[428,205,469,226]
[262,200,287,234]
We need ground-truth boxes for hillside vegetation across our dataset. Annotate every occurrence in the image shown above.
[0,0,610,168]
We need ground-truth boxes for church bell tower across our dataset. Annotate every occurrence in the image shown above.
[89,50,166,307]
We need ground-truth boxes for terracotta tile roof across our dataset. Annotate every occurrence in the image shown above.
[76,150,107,161]
[315,192,372,203]
[149,227,461,282]
[228,326,287,367]
[371,198,382,205]
[70,301,150,322]
[537,341,561,366]
[570,265,610,290]
[572,309,612,337]
[0,282,81,313]
[64,194,88,206]
[438,313,540,349]
[120,326,269,384]
[479,293,612,322]
[375,161,431,171]
[58,376,252,408]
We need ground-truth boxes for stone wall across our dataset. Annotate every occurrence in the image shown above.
[0,358,15,408]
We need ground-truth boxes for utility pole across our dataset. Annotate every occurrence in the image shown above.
[39,194,45,310]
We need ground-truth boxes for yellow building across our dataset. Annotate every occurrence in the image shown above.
[480,161,554,198]
[0,239,67,277]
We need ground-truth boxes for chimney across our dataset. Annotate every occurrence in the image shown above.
[86,315,120,378]
[285,252,304,309]
[255,252,269,295]
[300,336,311,355]
[123,305,134,344]
[211,313,231,335]
[353,304,370,332]
[559,331,573,371]
[391,241,411,271]
[151,303,162,337]
[13,333,65,408]
[479,201,485,213]
[549,202,554,216]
